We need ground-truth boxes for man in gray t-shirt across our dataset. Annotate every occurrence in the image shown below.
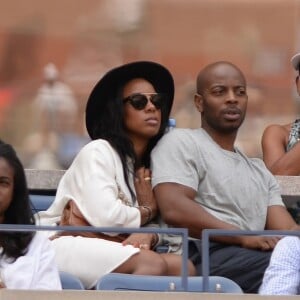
[151,61,299,293]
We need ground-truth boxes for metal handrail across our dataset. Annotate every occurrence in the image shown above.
[201,229,300,292]
[0,224,189,291]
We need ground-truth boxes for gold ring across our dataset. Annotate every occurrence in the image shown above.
[144,177,151,181]
[139,244,148,249]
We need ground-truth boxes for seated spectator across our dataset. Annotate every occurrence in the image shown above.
[259,236,300,295]
[23,62,83,170]
[36,61,195,289]
[0,140,61,290]
[34,62,78,136]
[261,52,300,175]
[151,61,299,293]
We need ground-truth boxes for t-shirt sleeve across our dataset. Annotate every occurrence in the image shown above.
[262,162,285,207]
[268,176,285,207]
[151,129,201,191]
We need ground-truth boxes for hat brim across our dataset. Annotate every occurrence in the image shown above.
[86,61,174,139]
[291,53,300,71]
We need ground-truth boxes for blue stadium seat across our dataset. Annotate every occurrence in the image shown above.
[30,194,55,212]
[59,271,85,290]
[95,273,243,293]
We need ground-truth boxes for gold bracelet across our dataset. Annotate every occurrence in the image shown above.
[151,233,159,248]
[140,205,152,224]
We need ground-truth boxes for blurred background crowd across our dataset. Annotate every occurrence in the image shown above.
[0,0,300,170]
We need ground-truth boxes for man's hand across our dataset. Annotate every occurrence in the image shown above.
[239,235,281,251]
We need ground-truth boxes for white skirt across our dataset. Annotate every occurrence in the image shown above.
[51,236,140,289]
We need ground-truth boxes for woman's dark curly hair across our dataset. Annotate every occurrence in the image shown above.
[91,79,171,200]
[0,141,35,261]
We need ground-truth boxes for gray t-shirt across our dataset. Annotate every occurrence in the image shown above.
[151,128,284,252]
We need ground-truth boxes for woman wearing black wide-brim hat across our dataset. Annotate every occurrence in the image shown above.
[36,61,196,288]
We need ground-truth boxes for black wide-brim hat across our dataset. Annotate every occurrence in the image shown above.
[85,61,174,139]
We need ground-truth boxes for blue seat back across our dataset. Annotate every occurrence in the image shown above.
[96,273,243,293]
[30,194,55,213]
[59,271,85,290]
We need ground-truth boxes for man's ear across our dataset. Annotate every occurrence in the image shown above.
[296,76,300,96]
[194,93,203,112]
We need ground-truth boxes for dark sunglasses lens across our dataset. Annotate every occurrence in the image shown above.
[129,95,148,110]
[151,94,163,109]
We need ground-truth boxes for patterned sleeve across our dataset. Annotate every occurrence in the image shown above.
[259,236,300,295]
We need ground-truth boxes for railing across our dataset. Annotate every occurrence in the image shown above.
[201,229,300,292]
[23,169,300,293]
[0,224,189,291]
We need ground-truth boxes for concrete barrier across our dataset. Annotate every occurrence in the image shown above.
[1,289,299,300]
[24,169,300,200]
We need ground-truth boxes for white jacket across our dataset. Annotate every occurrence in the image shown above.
[0,232,62,290]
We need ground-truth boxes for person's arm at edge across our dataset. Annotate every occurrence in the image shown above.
[262,125,300,175]
[259,237,300,295]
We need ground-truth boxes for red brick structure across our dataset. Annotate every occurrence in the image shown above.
[0,0,299,158]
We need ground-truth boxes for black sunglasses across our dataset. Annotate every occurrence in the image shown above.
[123,93,164,110]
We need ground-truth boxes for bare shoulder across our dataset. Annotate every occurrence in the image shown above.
[262,123,291,140]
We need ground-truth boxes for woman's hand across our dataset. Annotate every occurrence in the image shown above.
[134,167,154,205]
[134,167,157,223]
[122,233,157,250]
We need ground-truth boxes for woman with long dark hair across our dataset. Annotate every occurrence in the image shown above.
[0,141,61,289]
[37,61,195,289]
